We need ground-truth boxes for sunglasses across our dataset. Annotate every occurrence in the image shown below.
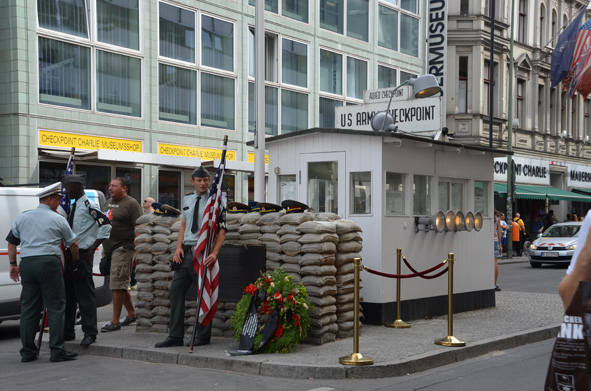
[144,200,151,203]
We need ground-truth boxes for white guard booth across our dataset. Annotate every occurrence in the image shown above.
[265,128,509,325]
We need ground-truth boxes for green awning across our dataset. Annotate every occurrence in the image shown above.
[494,183,591,202]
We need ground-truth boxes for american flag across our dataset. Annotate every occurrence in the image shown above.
[566,19,591,97]
[57,148,75,218]
[192,137,227,327]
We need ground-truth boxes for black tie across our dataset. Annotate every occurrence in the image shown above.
[191,196,201,233]
[68,202,76,228]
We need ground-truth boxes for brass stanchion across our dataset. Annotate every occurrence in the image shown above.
[386,248,410,328]
[435,253,465,347]
[339,257,374,366]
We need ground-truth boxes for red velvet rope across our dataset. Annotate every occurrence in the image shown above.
[363,257,448,279]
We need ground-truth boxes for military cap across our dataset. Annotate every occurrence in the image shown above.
[61,175,85,186]
[227,202,251,213]
[191,166,211,179]
[36,182,64,198]
[281,199,309,214]
[249,201,261,212]
[152,203,182,216]
[257,202,283,213]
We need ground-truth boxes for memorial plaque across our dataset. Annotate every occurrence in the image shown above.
[186,244,266,302]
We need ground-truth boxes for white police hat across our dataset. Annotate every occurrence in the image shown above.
[36,182,64,198]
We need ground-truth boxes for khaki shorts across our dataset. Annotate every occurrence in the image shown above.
[109,247,133,290]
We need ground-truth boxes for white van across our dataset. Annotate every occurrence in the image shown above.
[0,187,112,322]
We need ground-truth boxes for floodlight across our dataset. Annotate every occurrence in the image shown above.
[464,211,475,232]
[473,212,483,232]
[444,210,456,231]
[454,211,465,231]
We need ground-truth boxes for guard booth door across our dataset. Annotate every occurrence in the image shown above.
[299,152,346,216]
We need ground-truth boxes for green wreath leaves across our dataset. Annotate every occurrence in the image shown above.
[231,268,313,353]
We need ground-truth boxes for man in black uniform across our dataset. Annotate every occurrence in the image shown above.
[62,175,112,346]
[155,167,227,348]
[7,182,80,362]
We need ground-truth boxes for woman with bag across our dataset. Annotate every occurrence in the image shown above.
[559,209,591,308]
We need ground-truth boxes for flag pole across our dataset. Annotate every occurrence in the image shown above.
[189,136,228,353]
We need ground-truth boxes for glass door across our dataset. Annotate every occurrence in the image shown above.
[299,152,346,215]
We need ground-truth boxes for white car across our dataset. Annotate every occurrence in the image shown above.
[528,221,583,268]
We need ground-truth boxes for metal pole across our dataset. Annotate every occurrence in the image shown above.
[435,253,465,347]
[339,258,373,365]
[254,0,266,202]
[489,0,495,148]
[506,0,516,259]
[386,249,410,328]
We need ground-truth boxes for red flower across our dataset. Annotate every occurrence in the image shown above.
[292,313,300,326]
[243,284,257,296]
[274,323,284,339]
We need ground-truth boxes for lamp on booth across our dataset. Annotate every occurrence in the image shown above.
[415,210,482,233]
[370,74,443,132]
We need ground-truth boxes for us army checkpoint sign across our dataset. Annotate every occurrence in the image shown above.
[334,96,442,132]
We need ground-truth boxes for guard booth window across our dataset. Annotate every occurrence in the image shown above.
[385,172,404,215]
[308,161,338,213]
[474,181,489,216]
[350,171,371,214]
[439,179,464,211]
[413,175,430,215]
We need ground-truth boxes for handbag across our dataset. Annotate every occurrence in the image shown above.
[544,280,591,391]
[99,253,112,277]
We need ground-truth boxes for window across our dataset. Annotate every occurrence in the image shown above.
[483,60,497,115]
[201,73,235,129]
[279,175,297,201]
[159,3,195,63]
[96,50,142,117]
[351,172,371,214]
[39,38,91,110]
[516,79,525,122]
[439,180,464,211]
[158,170,181,209]
[538,84,545,132]
[484,0,500,19]
[97,0,140,50]
[319,97,343,127]
[201,15,234,72]
[378,65,397,89]
[248,32,309,135]
[458,56,468,113]
[518,0,527,43]
[386,172,404,215]
[158,64,197,124]
[319,49,367,126]
[413,175,430,215]
[37,0,88,38]
[400,70,418,83]
[460,0,469,15]
[116,167,142,203]
[539,4,545,48]
[320,0,369,42]
[308,161,339,214]
[378,2,419,57]
[249,0,308,22]
[585,99,591,140]
[474,181,488,216]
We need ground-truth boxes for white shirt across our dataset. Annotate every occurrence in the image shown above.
[566,209,591,275]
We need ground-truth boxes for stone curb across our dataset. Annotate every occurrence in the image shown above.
[62,324,560,379]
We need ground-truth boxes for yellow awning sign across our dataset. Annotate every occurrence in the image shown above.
[247,153,269,164]
[39,130,142,152]
[158,143,236,161]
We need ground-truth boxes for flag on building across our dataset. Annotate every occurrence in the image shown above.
[57,148,75,218]
[192,138,228,327]
[563,19,591,90]
[568,19,591,97]
[551,9,587,88]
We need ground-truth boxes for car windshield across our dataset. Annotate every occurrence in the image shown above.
[543,225,581,238]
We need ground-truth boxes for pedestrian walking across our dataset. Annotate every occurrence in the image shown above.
[6,182,80,362]
[62,175,112,346]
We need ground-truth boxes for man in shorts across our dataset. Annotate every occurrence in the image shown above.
[101,178,142,331]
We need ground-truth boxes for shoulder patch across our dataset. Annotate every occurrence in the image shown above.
[88,207,111,227]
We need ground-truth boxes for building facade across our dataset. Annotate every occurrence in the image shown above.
[446,0,591,222]
[0,0,427,206]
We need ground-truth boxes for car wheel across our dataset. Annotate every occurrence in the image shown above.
[530,261,542,268]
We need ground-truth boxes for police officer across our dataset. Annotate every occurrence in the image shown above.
[62,175,112,347]
[6,182,80,362]
[155,166,227,348]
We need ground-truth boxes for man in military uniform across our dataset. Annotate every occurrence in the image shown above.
[62,175,112,346]
[155,166,227,348]
[6,182,80,362]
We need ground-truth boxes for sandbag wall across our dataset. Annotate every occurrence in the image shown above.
[132,211,363,345]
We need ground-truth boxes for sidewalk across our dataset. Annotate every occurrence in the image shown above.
[58,289,562,379]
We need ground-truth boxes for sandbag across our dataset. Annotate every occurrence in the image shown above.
[297,221,337,234]
[335,219,362,234]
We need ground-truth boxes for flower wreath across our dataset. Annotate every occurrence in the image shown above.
[231,268,313,353]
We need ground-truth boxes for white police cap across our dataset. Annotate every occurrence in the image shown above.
[36,182,64,198]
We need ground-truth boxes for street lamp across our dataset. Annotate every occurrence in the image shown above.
[370,74,443,132]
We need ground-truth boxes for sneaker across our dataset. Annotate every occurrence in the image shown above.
[130,284,138,291]
[120,316,136,326]
[495,285,502,292]
[101,322,121,332]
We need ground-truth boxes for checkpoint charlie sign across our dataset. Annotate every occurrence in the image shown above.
[493,157,550,185]
[335,96,442,132]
